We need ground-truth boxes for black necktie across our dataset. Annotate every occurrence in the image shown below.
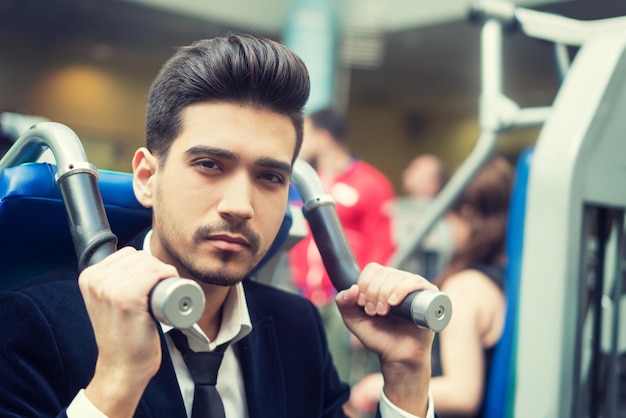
[169,329,229,418]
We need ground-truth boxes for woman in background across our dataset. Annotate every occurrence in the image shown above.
[346,156,514,417]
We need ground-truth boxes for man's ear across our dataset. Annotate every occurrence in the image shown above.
[132,147,158,208]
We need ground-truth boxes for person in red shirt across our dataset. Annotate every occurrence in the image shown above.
[288,107,396,386]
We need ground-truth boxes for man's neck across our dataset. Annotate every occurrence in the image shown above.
[195,283,231,341]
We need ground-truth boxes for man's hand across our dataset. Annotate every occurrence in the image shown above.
[78,247,179,417]
[335,262,436,416]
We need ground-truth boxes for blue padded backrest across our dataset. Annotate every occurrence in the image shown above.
[484,147,533,418]
[0,163,293,290]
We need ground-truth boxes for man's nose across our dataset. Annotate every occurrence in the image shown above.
[216,172,254,221]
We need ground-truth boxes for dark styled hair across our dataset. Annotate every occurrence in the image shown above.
[146,33,310,162]
[308,108,347,146]
[437,156,514,284]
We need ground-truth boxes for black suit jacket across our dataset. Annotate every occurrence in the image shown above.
[0,231,350,417]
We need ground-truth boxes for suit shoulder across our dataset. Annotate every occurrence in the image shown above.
[1,263,85,324]
[4,263,79,294]
[242,280,323,323]
[243,279,312,305]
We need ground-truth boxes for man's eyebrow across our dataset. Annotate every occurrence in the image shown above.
[184,146,292,174]
[185,146,237,161]
[256,157,292,175]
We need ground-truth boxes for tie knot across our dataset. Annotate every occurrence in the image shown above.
[169,329,229,386]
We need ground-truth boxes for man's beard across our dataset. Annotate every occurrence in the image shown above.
[183,249,260,286]
[165,220,264,286]
[183,257,247,286]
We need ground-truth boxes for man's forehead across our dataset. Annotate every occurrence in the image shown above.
[171,104,296,160]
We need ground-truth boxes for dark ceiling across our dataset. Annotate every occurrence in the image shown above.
[1,0,625,120]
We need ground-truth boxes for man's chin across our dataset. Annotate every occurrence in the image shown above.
[180,249,265,285]
[200,276,245,287]
[188,262,257,286]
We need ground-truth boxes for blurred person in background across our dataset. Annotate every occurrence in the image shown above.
[392,154,455,279]
[288,107,396,386]
[402,154,446,202]
[347,155,514,418]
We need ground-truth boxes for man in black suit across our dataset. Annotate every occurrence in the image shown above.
[0,33,437,417]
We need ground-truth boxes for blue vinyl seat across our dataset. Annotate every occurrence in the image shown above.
[0,162,294,290]
[483,147,534,418]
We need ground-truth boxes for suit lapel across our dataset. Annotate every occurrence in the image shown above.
[238,285,287,418]
[126,229,149,250]
[135,329,188,418]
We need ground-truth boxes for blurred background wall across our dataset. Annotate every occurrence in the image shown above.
[0,0,597,191]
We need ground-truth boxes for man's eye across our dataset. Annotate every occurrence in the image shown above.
[195,160,220,171]
[260,172,285,184]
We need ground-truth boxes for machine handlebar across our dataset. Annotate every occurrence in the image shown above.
[291,159,452,332]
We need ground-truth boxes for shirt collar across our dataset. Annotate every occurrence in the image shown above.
[142,230,253,351]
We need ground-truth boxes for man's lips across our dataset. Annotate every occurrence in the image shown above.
[206,234,250,252]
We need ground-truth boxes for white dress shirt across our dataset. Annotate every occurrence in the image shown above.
[67,231,434,418]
